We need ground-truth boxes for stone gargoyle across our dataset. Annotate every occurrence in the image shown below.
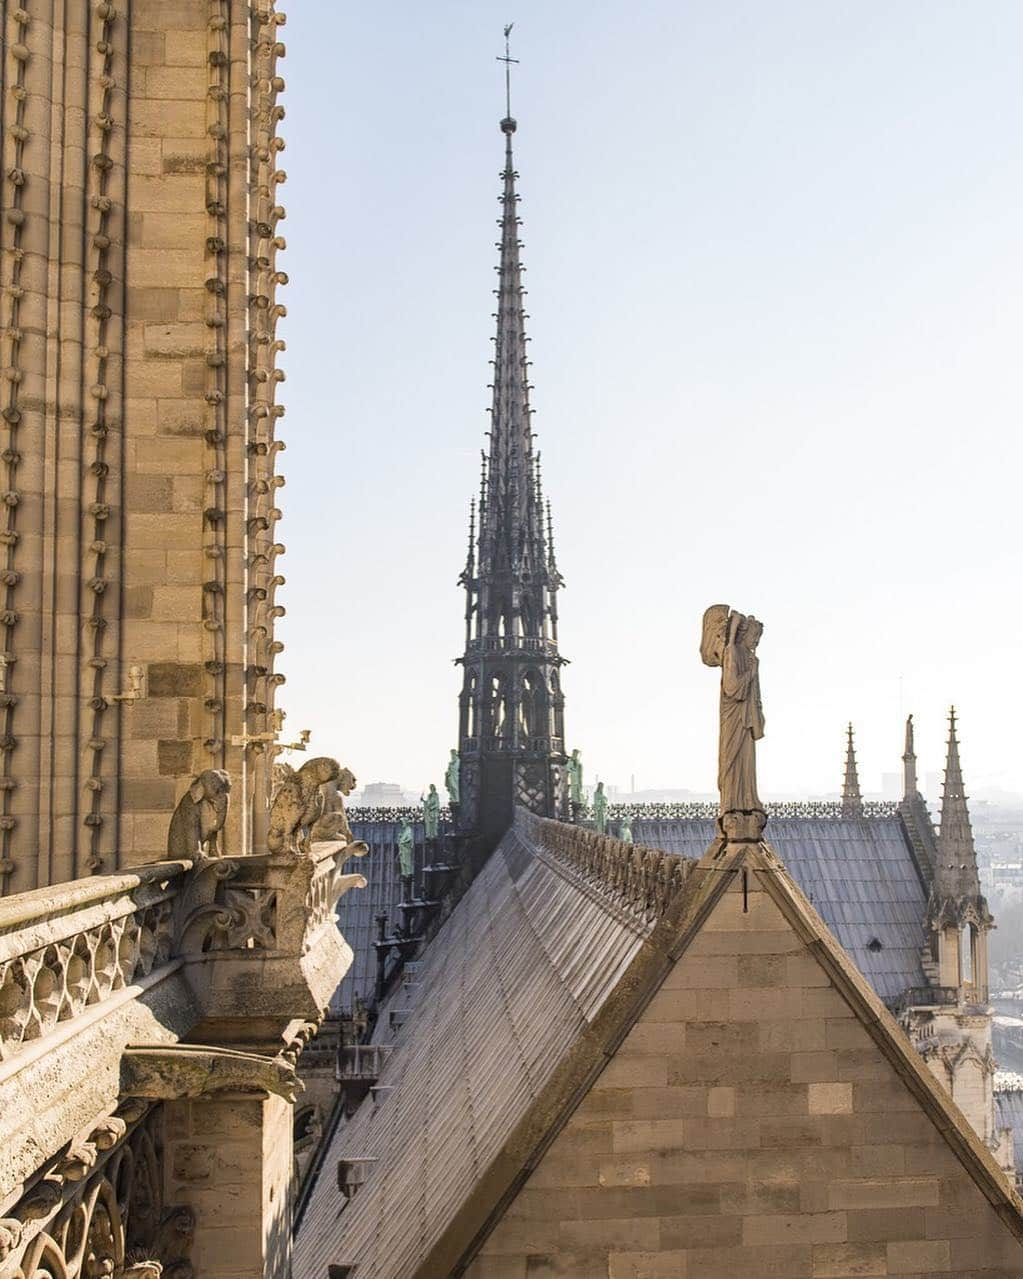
[167,769,231,859]
[268,757,368,866]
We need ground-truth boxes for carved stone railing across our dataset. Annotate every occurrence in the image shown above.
[0,839,364,1252]
[338,1043,392,1083]
[0,1103,195,1279]
[0,862,187,1064]
[463,636,559,657]
[891,985,993,1016]
[516,810,692,925]
[347,809,453,826]
[615,799,899,821]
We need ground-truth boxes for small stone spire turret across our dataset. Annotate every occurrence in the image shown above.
[923,708,993,990]
[901,709,1002,1165]
[902,714,919,800]
[841,724,864,817]
[938,707,981,899]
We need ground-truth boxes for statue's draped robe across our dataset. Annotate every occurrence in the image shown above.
[568,758,583,805]
[445,758,460,804]
[719,639,765,812]
[398,828,414,877]
[423,793,441,839]
[593,789,608,833]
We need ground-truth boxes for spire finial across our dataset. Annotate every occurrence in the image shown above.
[842,722,864,817]
[497,24,518,132]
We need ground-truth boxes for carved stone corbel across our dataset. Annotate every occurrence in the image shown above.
[121,1044,299,1102]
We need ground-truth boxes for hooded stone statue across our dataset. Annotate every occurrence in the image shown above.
[701,604,765,817]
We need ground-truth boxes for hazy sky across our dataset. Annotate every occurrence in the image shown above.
[277,2,1023,802]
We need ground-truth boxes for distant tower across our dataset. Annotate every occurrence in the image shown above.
[455,94,568,840]
[841,723,864,817]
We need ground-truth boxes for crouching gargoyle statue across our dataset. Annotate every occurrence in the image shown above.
[167,768,231,859]
[267,755,369,873]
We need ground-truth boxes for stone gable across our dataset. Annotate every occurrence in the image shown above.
[467,852,1023,1279]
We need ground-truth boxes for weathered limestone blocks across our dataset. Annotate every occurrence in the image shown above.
[0,0,295,887]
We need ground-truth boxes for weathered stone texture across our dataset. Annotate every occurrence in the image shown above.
[3,1,288,889]
[468,872,1023,1279]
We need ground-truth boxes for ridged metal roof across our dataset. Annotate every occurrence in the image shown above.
[332,820,434,1013]
[296,820,675,1279]
[634,815,928,1000]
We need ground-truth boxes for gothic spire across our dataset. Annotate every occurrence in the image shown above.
[842,723,864,817]
[902,713,919,800]
[938,707,980,897]
[477,106,546,580]
[452,41,569,840]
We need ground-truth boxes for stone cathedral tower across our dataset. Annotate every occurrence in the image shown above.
[0,0,289,890]
[455,110,568,840]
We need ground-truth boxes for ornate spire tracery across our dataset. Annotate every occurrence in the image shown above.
[938,707,981,899]
[842,724,864,817]
[475,114,548,584]
[454,71,569,839]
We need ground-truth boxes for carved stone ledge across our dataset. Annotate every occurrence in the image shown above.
[121,1044,298,1102]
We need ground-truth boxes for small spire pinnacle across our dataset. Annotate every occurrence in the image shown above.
[938,705,980,896]
[842,723,864,817]
[497,24,519,131]
[460,497,476,584]
[902,713,919,800]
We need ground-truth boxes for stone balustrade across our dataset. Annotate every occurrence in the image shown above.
[0,838,363,1278]
[0,862,188,1064]
[516,809,691,925]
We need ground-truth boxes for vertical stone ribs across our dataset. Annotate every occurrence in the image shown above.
[81,0,128,873]
[245,2,288,834]
[203,1,231,769]
[0,3,32,889]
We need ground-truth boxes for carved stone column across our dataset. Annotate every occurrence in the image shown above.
[123,1045,300,1278]
[163,1092,292,1278]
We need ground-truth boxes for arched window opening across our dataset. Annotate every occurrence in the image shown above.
[466,674,478,738]
[519,669,548,740]
[960,926,973,987]
[489,675,507,740]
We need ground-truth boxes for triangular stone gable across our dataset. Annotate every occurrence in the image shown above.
[464,845,1023,1279]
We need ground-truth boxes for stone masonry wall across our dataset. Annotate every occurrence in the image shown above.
[163,1092,292,1279]
[0,0,288,891]
[468,870,1023,1279]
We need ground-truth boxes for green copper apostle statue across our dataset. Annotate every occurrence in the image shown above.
[423,783,441,840]
[444,749,460,804]
[593,780,608,834]
[567,749,583,807]
[620,816,633,844]
[397,819,415,878]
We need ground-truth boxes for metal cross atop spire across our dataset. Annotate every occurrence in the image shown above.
[497,23,518,122]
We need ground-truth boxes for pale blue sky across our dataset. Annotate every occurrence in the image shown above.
[277,2,1023,801]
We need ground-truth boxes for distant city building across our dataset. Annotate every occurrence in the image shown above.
[357,781,419,808]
